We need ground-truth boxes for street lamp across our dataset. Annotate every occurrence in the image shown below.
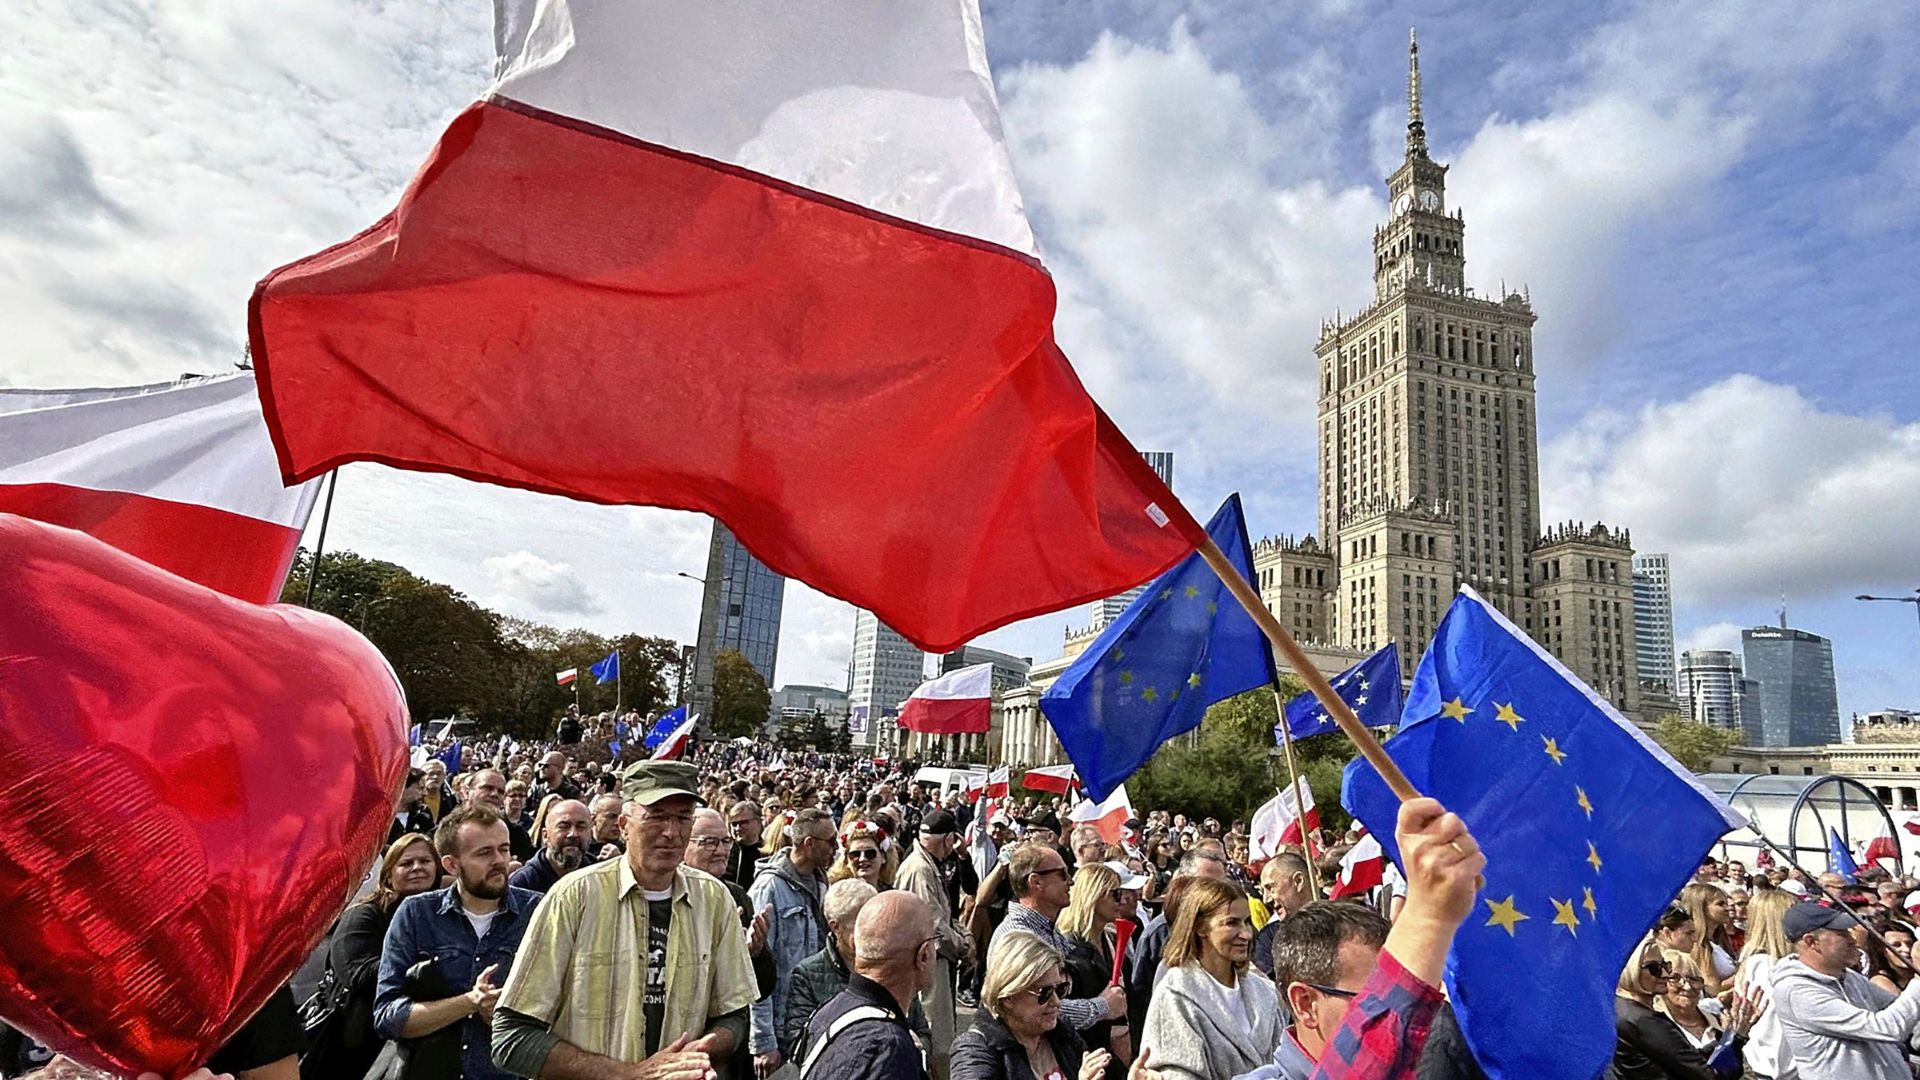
[1855,589,1920,651]
[674,572,708,705]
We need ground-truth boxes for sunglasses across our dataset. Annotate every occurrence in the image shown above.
[1641,958,1672,979]
[1026,981,1072,1005]
[848,849,879,862]
[1304,982,1358,1000]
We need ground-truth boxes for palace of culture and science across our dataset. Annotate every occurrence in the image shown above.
[1252,33,1644,714]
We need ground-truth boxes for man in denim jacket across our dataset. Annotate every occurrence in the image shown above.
[375,805,541,1079]
[747,807,836,1077]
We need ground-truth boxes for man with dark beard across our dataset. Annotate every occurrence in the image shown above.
[509,799,593,895]
[374,806,539,1080]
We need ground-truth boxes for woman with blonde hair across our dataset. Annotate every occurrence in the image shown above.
[1138,878,1281,1080]
[1734,888,1795,1078]
[827,818,896,889]
[1612,930,1759,1079]
[1679,883,1738,996]
[761,808,791,856]
[1653,951,1723,1050]
[1060,863,1129,1078]
[952,933,1157,1080]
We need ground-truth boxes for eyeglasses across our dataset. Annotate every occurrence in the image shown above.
[1303,983,1358,1000]
[848,849,879,862]
[1032,866,1069,881]
[1666,975,1706,989]
[1025,981,1072,1005]
[688,837,729,849]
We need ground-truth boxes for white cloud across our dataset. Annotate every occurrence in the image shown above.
[1542,375,1920,609]
[1676,621,1742,657]
[483,551,601,617]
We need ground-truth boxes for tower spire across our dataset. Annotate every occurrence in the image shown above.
[1407,28,1427,159]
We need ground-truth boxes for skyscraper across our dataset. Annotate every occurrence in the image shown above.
[1253,31,1639,711]
[1742,625,1842,747]
[1632,554,1676,693]
[690,522,786,725]
[1088,451,1175,628]
[846,610,925,750]
[1677,649,1746,734]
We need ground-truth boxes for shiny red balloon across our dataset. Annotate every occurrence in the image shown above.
[0,514,409,1078]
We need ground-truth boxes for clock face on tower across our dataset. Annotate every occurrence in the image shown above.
[1418,189,1440,211]
[1394,192,1412,216]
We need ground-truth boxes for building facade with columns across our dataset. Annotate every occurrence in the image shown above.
[1251,32,1642,712]
[1710,742,1920,813]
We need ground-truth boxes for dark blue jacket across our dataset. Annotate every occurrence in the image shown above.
[374,884,540,1080]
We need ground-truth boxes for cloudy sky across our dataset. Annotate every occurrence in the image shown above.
[8,2,1918,721]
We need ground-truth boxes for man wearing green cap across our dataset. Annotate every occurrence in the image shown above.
[493,760,758,1078]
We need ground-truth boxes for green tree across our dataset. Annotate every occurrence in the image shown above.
[1650,714,1738,773]
[711,649,771,739]
[778,711,831,751]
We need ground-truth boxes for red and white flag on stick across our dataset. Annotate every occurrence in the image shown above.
[555,668,578,686]
[898,664,993,735]
[0,374,320,604]
[650,711,700,761]
[1070,785,1133,845]
[1249,784,1321,863]
[248,0,1206,654]
[985,766,1011,799]
[1328,831,1387,900]
[1022,765,1078,795]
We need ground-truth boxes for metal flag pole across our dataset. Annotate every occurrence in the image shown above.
[1740,818,1898,954]
[1196,536,1420,803]
[615,654,623,717]
[301,470,339,607]
[1269,683,1323,896]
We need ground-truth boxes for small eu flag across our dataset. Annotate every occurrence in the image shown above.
[644,706,686,752]
[1829,828,1859,883]
[1040,494,1277,802]
[590,650,620,685]
[1343,588,1742,1080]
[608,739,623,760]
[1278,643,1402,742]
[435,739,463,777]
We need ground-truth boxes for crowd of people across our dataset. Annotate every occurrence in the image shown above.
[12,727,1920,1080]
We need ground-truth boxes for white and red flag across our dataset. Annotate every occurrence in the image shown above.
[1021,765,1079,795]
[248,1,1204,654]
[897,663,993,735]
[985,766,1011,799]
[650,711,700,761]
[554,668,578,686]
[0,374,320,604]
[1328,831,1387,900]
[1249,784,1321,863]
[1070,785,1133,845]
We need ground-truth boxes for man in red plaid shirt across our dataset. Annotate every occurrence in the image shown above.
[1237,797,1484,1080]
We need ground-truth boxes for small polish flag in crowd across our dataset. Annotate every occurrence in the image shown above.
[1022,765,1079,795]
[555,668,578,686]
[1329,831,1387,900]
[1070,785,1134,845]
[1249,784,1321,863]
[0,374,320,604]
[897,663,994,735]
[985,766,1011,799]
[650,711,700,761]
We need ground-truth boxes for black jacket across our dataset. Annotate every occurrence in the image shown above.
[950,1010,1087,1080]
[299,901,395,1078]
[727,839,762,892]
[1061,934,1122,1077]
[1610,996,1725,1080]
[801,973,926,1080]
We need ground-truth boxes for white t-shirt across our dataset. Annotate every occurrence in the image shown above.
[464,907,499,942]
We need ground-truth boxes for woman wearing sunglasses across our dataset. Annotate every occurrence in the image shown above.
[1613,912,1760,1079]
[951,934,1160,1080]
[828,820,897,890]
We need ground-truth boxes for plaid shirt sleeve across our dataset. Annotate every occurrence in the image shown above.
[1310,946,1443,1080]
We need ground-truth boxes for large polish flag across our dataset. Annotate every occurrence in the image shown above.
[897,663,993,736]
[1248,784,1321,863]
[249,1,1204,654]
[0,375,319,604]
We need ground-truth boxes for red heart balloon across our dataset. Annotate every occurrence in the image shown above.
[0,513,408,1077]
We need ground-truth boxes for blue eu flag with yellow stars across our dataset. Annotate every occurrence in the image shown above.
[1279,643,1402,741]
[643,706,686,752]
[1343,587,1742,1080]
[1041,494,1276,802]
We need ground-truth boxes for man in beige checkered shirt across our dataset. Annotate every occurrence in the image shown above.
[493,761,758,1079]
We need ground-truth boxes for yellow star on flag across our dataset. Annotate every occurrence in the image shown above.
[1440,698,1473,722]
[1542,736,1567,765]
[1495,702,1524,731]
[1551,897,1580,937]
[1484,895,1530,937]
[1582,886,1598,919]
[1113,648,1125,662]
[1118,670,1134,685]
[1160,588,1173,601]
[1576,786,1594,818]
[1183,584,1200,598]
[1206,600,1218,615]
[1586,840,1603,875]
[1187,673,1203,689]
[1141,687,1159,702]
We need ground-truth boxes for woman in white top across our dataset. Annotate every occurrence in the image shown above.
[1138,878,1283,1080]
[1680,883,1738,998]
[1734,888,1796,1079]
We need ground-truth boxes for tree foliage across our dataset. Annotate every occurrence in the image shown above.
[1650,714,1739,773]
[710,648,772,739]
[283,548,685,737]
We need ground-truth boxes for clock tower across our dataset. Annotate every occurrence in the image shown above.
[1375,31,1463,296]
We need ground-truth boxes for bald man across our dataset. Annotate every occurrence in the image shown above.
[797,892,933,1080]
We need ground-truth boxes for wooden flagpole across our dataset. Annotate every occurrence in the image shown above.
[1196,536,1420,803]
[1269,685,1323,896]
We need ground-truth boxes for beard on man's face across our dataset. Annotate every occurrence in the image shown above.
[548,836,590,871]
[462,864,509,901]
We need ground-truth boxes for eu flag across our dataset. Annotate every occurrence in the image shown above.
[590,650,619,685]
[1279,643,1401,742]
[1040,494,1277,802]
[644,706,686,752]
[1343,588,1741,1080]
[608,739,623,760]
[1829,828,1859,883]
[436,739,463,777]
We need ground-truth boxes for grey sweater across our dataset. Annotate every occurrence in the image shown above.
[1771,955,1920,1080]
